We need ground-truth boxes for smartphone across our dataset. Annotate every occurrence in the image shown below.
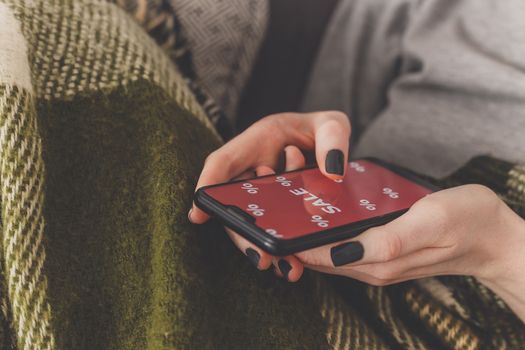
[194,158,439,256]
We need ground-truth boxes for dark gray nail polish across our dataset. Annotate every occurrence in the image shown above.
[325,149,344,176]
[246,248,260,269]
[278,259,292,280]
[331,242,364,267]
[277,149,286,173]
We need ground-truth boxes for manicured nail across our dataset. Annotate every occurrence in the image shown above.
[246,248,260,269]
[278,259,292,280]
[325,149,344,176]
[187,209,194,223]
[331,241,364,266]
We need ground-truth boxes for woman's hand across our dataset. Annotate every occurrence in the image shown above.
[293,183,525,322]
[189,111,351,280]
[189,111,525,323]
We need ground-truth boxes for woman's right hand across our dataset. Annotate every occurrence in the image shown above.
[188,111,351,281]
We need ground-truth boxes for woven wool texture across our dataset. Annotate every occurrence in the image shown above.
[0,1,524,349]
[111,0,234,138]
[113,0,271,121]
[0,0,217,348]
[172,0,269,119]
[0,85,53,350]
[0,2,53,349]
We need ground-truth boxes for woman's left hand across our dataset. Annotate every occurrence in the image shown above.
[290,184,525,288]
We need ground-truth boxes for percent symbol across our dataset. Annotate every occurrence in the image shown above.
[350,162,365,173]
[382,187,399,199]
[311,215,329,228]
[247,204,265,216]
[241,183,259,194]
[359,199,377,211]
[276,176,292,187]
[265,229,283,238]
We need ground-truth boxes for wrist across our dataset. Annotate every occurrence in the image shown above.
[477,203,525,322]
[488,203,525,285]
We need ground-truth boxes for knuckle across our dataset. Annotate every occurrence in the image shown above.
[258,114,284,131]
[373,265,399,281]
[204,150,221,165]
[327,110,349,123]
[324,111,351,130]
[254,114,288,145]
[368,277,392,287]
[465,183,492,195]
[466,184,499,205]
[322,118,344,133]
[413,196,450,228]
[462,185,503,223]
[296,250,325,267]
[380,233,402,262]
[204,150,236,175]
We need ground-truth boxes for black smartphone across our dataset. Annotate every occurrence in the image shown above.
[194,158,439,256]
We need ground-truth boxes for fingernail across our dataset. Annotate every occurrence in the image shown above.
[278,259,292,281]
[246,248,260,269]
[325,149,344,176]
[187,209,194,224]
[277,149,286,173]
[331,241,364,267]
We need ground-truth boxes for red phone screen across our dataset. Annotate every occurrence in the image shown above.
[203,160,433,240]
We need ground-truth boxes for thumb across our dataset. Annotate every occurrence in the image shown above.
[312,111,351,181]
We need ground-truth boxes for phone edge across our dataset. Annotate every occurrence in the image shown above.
[193,158,439,256]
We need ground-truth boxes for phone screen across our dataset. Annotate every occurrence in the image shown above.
[202,160,433,240]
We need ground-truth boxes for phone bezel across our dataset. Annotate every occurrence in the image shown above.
[194,158,440,256]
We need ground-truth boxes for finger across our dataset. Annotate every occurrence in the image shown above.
[189,131,279,224]
[306,262,446,286]
[226,228,273,270]
[188,169,255,223]
[225,165,277,270]
[189,150,253,224]
[234,170,257,181]
[253,161,306,281]
[190,111,348,223]
[272,255,304,282]
[284,145,306,171]
[311,111,351,181]
[296,205,443,268]
[304,263,385,284]
[344,197,453,266]
[189,156,274,224]
[340,185,503,277]
[303,238,461,286]
[303,258,430,286]
[190,117,297,223]
[255,165,275,177]
[344,247,455,282]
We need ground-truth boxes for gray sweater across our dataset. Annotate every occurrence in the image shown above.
[302,0,525,177]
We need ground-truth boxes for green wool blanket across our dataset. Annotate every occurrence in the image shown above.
[0,1,524,349]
